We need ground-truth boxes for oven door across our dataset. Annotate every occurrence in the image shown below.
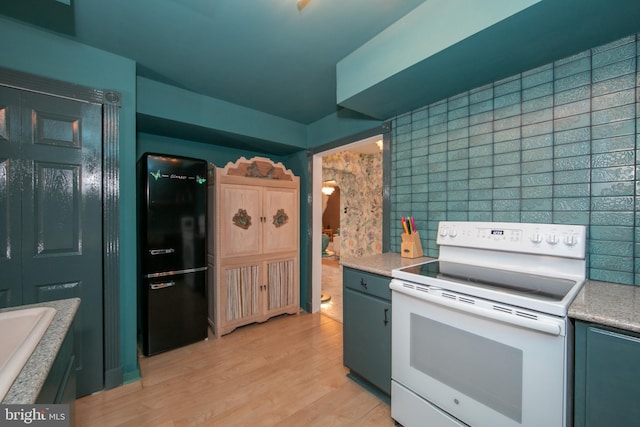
[390,280,571,427]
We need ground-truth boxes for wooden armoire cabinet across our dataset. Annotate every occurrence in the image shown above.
[209,157,299,336]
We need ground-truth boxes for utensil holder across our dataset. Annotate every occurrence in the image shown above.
[401,232,423,258]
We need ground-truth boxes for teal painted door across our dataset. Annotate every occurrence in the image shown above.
[0,86,104,397]
[343,287,391,395]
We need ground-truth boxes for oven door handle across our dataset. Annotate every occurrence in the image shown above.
[392,283,562,336]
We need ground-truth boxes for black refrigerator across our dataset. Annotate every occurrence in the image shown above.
[138,153,208,356]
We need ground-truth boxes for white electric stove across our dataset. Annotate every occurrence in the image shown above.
[390,221,587,427]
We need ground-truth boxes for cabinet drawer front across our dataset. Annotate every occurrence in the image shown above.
[343,267,391,300]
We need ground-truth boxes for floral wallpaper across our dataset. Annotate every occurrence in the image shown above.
[323,150,383,258]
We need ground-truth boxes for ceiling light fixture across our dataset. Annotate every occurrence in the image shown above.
[297,0,311,11]
[322,186,335,196]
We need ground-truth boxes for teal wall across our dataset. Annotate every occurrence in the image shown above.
[137,77,308,150]
[137,133,287,166]
[390,34,640,286]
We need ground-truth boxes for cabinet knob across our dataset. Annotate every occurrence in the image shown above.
[360,278,367,289]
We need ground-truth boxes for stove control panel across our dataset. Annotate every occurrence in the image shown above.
[437,221,586,259]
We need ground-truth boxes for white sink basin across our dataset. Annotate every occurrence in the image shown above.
[0,306,56,401]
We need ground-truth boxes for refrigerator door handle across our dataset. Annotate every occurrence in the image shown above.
[149,248,176,255]
[150,281,177,290]
[145,266,208,279]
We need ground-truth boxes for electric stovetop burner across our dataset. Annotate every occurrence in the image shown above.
[398,260,577,302]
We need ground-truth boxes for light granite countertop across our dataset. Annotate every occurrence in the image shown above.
[569,280,640,334]
[1,298,80,404]
[340,252,434,277]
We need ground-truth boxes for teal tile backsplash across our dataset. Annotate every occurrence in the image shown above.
[390,33,639,286]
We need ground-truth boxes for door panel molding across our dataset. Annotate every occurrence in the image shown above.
[0,66,122,391]
[34,162,81,255]
[34,111,81,148]
[0,87,22,307]
[0,104,9,141]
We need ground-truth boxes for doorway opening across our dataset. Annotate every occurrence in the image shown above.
[311,135,384,320]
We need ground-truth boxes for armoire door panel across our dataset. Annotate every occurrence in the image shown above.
[224,264,260,322]
[266,258,296,311]
[219,184,262,258]
[263,187,298,253]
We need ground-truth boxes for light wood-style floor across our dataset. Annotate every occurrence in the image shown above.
[76,313,394,426]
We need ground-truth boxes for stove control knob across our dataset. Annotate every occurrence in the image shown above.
[546,234,559,245]
[449,229,458,238]
[564,234,578,246]
[439,227,448,237]
[531,233,543,244]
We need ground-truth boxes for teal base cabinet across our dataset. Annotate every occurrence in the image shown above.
[37,327,76,426]
[343,267,391,396]
[574,321,640,427]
